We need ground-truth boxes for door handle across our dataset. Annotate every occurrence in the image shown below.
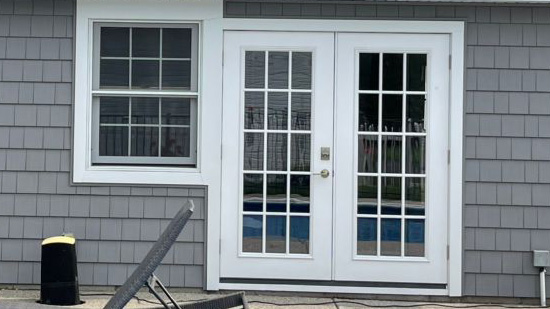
[313,169,330,178]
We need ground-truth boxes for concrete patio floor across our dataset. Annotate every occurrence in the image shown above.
[0,288,543,308]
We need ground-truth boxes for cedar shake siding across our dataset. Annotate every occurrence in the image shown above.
[0,0,205,288]
[224,1,550,298]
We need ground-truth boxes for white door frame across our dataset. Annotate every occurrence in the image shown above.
[208,19,464,296]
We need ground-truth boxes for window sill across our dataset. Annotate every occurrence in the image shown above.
[73,165,205,186]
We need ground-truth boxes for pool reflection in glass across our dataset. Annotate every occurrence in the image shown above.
[266,216,286,253]
[357,218,377,256]
[243,215,262,253]
[406,219,425,257]
[358,176,377,214]
[243,174,263,212]
[290,175,310,213]
[266,174,287,212]
[290,216,309,254]
[381,218,401,256]
[405,178,425,216]
[381,177,401,215]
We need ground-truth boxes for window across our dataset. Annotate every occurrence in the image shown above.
[91,23,198,166]
[241,50,314,255]
[356,52,428,258]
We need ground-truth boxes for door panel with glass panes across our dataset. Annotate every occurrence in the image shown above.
[220,31,334,280]
[334,33,450,283]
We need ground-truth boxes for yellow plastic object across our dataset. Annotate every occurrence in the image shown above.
[42,236,76,246]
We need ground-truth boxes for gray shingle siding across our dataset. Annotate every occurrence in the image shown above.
[0,0,205,288]
[225,1,550,298]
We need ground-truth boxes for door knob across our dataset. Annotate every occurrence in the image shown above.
[313,169,330,178]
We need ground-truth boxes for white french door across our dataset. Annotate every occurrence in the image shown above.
[333,33,450,284]
[221,31,450,287]
[220,31,335,280]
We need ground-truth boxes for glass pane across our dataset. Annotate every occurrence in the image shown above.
[405,178,425,216]
[243,215,262,253]
[163,28,192,59]
[357,218,377,256]
[291,93,311,131]
[131,127,158,156]
[245,51,265,89]
[243,174,263,212]
[406,136,426,174]
[405,219,425,257]
[381,177,401,215]
[359,53,379,91]
[161,127,190,157]
[162,60,190,89]
[381,218,401,256]
[359,94,378,132]
[406,95,426,133]
[100,60,129,87]
[266,216,286,253]
[244,92,264,130]
[100,97,129,124]
[290,216,309,254]
[132,28,160,58]
[292,52,312,90]
[268,92,288,130]
[266,174,287,212]
[291,134,310,172]
[267,133,287,171]
[407,54,427,91]
[244,133,263,171]
[382,94,402,132]
[132,97,159,124]
[357,176,377,215]
[101,27,129,57]
[290,175,309,213]
[161,98,190,125]
[99,126,128,156]
[132,60,159,89]
[358,135,377,173]
[383,53,403,91]
[268,52,289,89]
[381,136,402,173]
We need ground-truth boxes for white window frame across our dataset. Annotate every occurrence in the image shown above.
[73,0,223,186]
[91,22,199,166]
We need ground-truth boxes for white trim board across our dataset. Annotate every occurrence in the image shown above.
[219,19,465,297]
[223,19,464,34]
[74,0,223,186]
[74,0,225,293]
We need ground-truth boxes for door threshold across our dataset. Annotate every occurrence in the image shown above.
[218,281,449,296]
[221,278,445,289]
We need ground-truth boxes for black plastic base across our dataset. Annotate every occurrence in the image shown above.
[39,282,82,306]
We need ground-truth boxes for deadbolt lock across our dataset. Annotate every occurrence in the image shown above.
[321,147,330,161]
